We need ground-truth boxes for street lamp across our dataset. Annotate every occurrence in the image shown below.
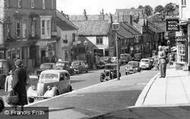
[112,22,120,80]
[84,40,88,66]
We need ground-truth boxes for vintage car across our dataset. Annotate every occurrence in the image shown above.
[27,69,72,103]
[70,60,88,74]
[36,63,56,76]
[125,61,141,75]
[100,63,121,82]
[55,61,74,75]
[120,53,132,64]
[139,58,152,70]
[0,59,9,89]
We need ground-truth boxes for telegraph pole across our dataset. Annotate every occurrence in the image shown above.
[112,22,120,80]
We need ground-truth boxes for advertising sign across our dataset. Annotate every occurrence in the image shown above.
[166,18,179,31]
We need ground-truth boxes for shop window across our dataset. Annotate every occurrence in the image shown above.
[178,44,186,62]
[96,36,103,45]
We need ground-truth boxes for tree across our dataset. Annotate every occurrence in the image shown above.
[144,5,153,16]
[154,5,164,13]
[164,3,176,15]
[138,5,144,9]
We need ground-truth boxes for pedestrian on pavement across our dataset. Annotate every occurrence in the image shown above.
[158,46,167,78]
[4,70,14,93]
[12,59,28,111]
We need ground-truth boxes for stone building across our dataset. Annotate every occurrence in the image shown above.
[1,0,57,71]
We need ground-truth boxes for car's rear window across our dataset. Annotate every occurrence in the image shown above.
[40,64,52,69]
[39,73,59,83]
[141,59,149,62]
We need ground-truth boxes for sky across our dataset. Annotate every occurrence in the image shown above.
[57,0,179,15]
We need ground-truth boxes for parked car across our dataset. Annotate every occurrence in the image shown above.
[55,61,74,75]
[100,63,121,82]
[0,59,9,89]
[125,61,141,75]
[139,58,152,70]
[27,69,72,102]
[120,53,132,64]
[96,61,106,69]
[70,60,88,74]
[36,63,56,76]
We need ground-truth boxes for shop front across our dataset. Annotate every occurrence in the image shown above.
[175,35,188,69]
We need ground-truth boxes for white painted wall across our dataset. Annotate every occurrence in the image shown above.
[179,0,190,21]
[56,27,78,61]
[86,36,109,49]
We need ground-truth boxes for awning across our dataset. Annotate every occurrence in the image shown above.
[5,40,36,48]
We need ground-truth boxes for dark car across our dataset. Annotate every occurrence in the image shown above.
[120,53,132,64]
[125,61,141,75]
[36,63,56,76]
[70,60,88,74]
[55,61,75,75]
[100,63,121,82]
[0,59,9,89]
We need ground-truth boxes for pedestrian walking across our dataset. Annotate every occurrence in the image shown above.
[12,59,28,111]
[4,70,13,93]
[158,46,167,78]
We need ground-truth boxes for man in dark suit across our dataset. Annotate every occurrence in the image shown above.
[12,59,28,111]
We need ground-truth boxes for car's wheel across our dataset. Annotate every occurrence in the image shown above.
[68,85,72,92]
[28,97,35,103]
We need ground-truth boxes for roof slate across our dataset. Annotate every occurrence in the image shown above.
[56,11,78,31]
[73,20,110,35]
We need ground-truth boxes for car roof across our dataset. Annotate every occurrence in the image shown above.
[141,58,150,60]
[41,69,69,74]
[128,61,139,63]
[105,63,117,66]
[0,59,7,62]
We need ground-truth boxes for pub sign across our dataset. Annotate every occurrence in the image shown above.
[166,18,179,31]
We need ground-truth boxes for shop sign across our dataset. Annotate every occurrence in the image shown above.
[175,36,187,42]
[166,18,179,31]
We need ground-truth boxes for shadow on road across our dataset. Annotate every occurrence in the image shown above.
[70,79,85,83]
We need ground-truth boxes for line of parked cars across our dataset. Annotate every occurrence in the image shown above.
[125,57,155,75]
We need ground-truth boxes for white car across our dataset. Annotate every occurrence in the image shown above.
[139,58,152,70]
[27,69,72,102]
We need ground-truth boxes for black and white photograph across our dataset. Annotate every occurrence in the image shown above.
[1,0,190,119]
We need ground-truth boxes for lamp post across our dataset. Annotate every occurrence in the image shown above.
[112,22,120,80]
[84,40,88,66]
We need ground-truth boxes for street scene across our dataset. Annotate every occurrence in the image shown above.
[1,0,190,118]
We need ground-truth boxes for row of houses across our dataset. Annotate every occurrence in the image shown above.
[68,9,165,69]
[0,0,166,71]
